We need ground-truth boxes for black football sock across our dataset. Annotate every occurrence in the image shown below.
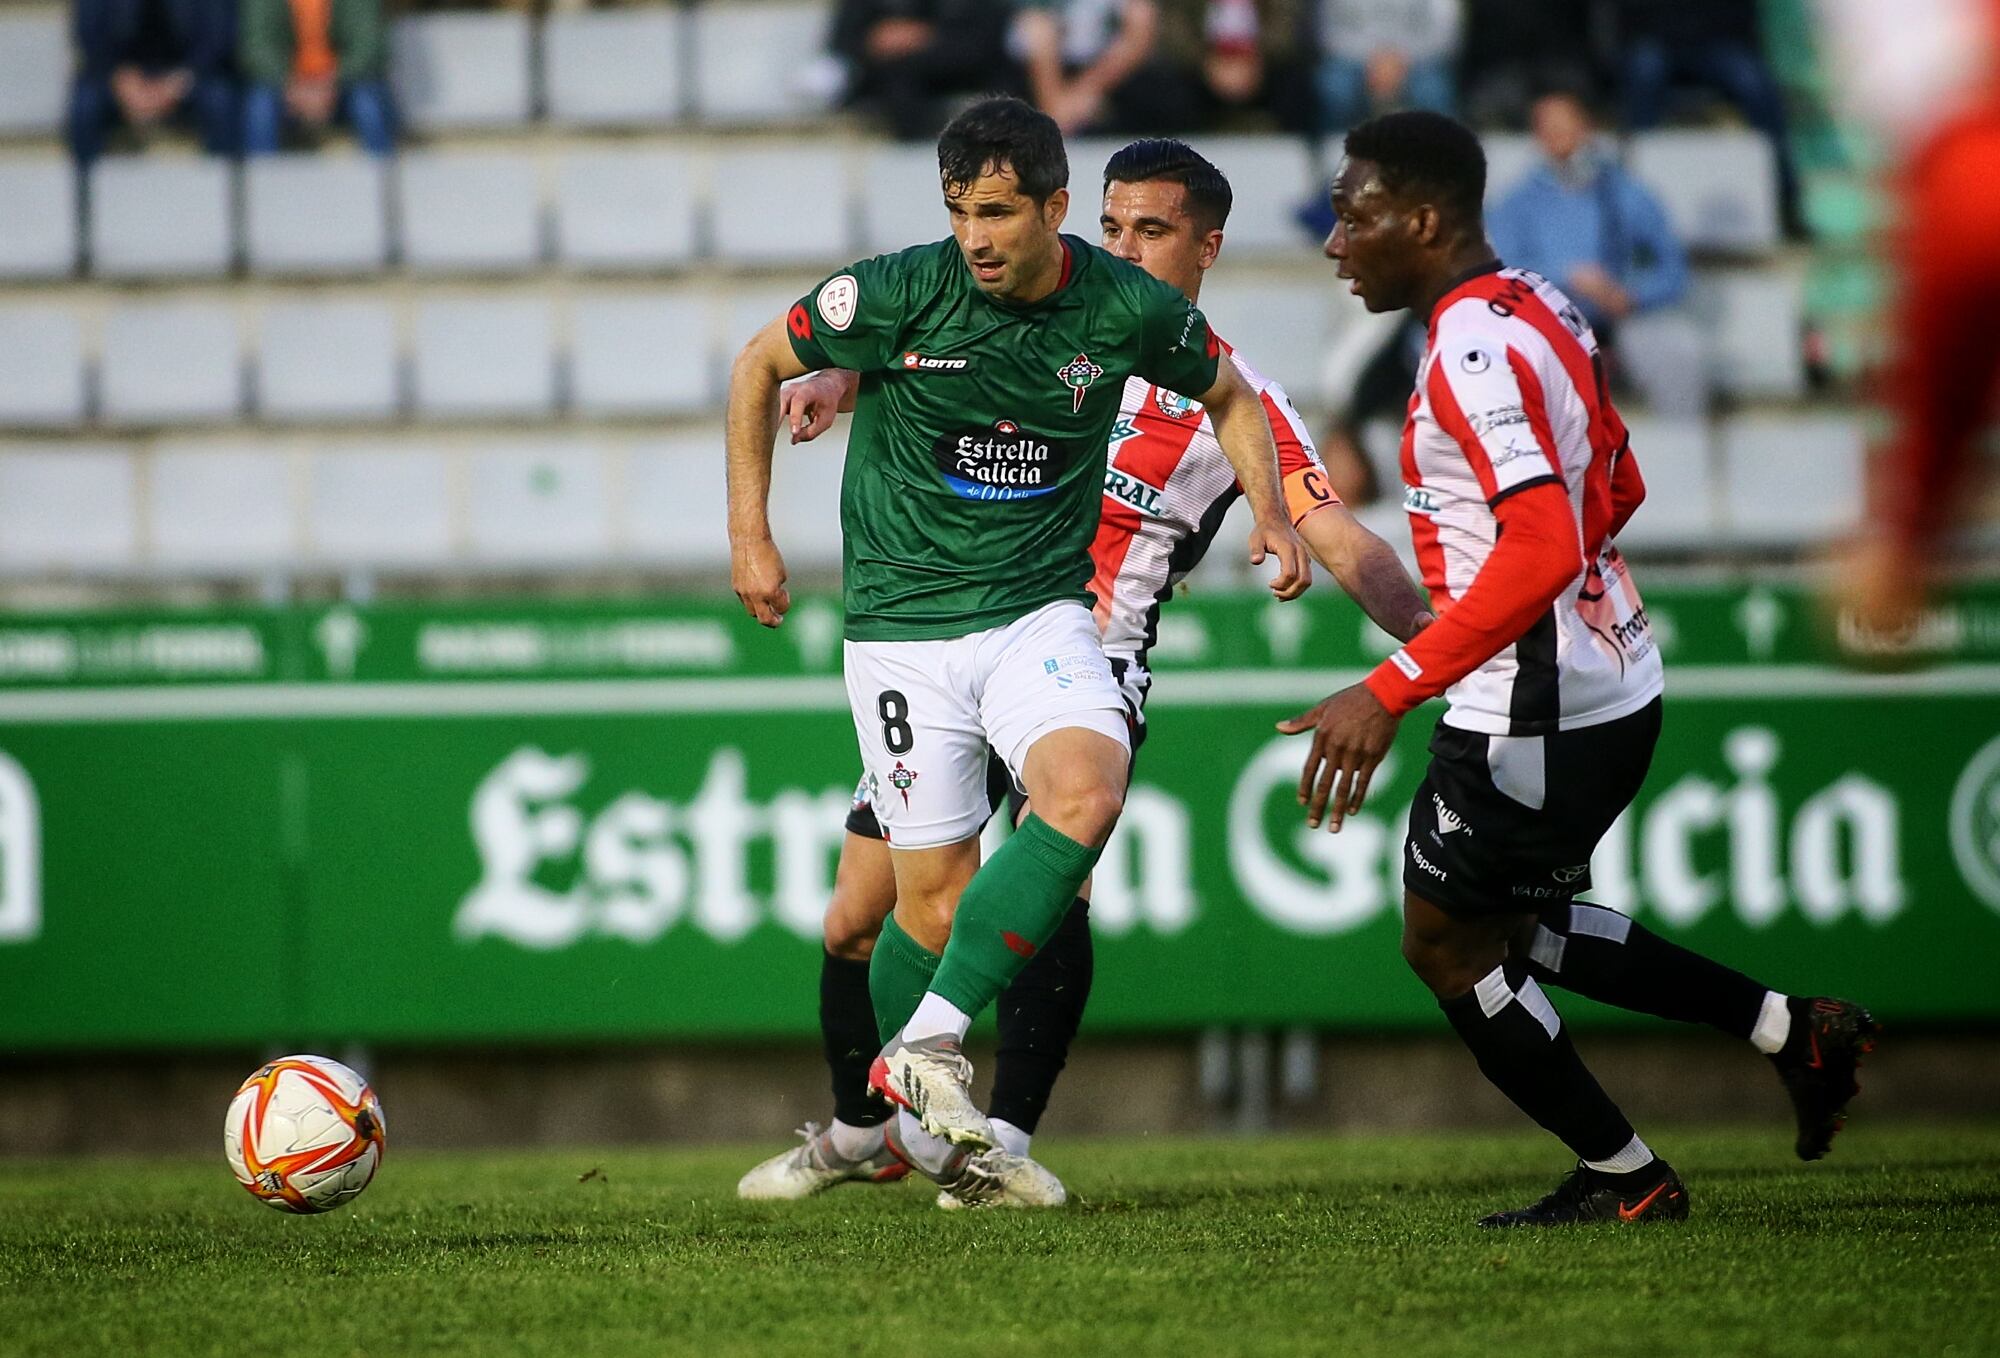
[1521,901,1775,1043]
[988,898,1094,1136]
[1440,962,1641,1166]
[821,952,887,1128]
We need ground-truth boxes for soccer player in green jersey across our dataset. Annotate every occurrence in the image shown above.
[725,97,1310,1181]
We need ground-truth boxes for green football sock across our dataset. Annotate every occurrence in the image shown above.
[929,814,1103,1020]
[869,912,942,1045]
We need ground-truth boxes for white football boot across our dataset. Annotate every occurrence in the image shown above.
[869,1032,995,1150]
[934,1149,1068,1210]
[735,1122,910,1200]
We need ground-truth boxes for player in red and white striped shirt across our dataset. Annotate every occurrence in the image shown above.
[1297,111,1876,1227]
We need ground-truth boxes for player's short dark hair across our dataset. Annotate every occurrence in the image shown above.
[938,95,1068,204]
[1344,110,1486,228]
[1102,138,1233,232]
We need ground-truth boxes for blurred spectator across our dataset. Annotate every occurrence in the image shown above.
[1314,0,1459,132]
[238,0,393,156]
[1614,0,1807,239]
[1015,0,1200,135]
[825,0,1018,141]
[69,0,238,165]
[1487,89,1710,416]
[1458,0,1603,129]
[1155,0,1315,133]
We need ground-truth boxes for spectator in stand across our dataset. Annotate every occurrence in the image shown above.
[238,0,392,156]
[68,0,238,165]
[1315,0,1460,131]
[1615,0,1807,239]
[1458,0,1603,129]
[1487,88,1710,416]
[825,0,1019,141]
[1155,0,1316,133]
[1015,0,1203,135]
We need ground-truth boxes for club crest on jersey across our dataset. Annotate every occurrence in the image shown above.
[887,761,918,809]
[1153,389,1202,420]
[1057,353,1104,413]
[902,351,971,372]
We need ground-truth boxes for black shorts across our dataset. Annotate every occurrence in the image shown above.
[1403,697,1662,916]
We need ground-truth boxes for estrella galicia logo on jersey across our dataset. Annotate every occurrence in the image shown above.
[901,352,971,373]
[1057,353,1104,413]
[816,274,859,332]
[931,420,1074,501]
[1154,389,1201,420]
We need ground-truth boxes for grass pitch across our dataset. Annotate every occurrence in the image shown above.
[2,1125,1995,1358]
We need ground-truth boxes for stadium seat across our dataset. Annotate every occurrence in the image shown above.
[99,300,243,425]
[570,294,713,416]
[391,12,534,132]
[1480,133,1537,205]
[88,157,235,278]
[710,145,855,266]
[1717,414,1865,546]
[1691,267,1805,400]
[147,442,299,569]
[543,8,684,127]
[0,445,141,572]
[0,305,86,428]
[466,440,614,564]
[256,299,401,423]
[412,297,555,419]
[552,148,698,272]
[858,142,946,255]
[690,3,832,124]
[1196,281,1335,397]
[1626,130,1780,255]
[244,156,389,276]
[307,443,454,567]
[625,433,731,567]
[1613,417,1717,552]
[0,158,79,279]
[1190,136,1320,254]
[0,12,69,135]
[398,150,544,274]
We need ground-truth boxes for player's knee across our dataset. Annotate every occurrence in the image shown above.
[1400,924,1489,1000]
[822,910,879,962]
[1036,777,1125,846]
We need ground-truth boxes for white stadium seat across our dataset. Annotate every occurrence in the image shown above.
[859,142,946,255]
[244,156,389,275]
[0,445,141,572]
[0,305,86,428]
[711,146,855,266]
[99,301,243,425]
[466,441,613,564]
[690,3,833,124]
[0,12,69,135]
[570,294,713,416]
[1718,414,1865,547]
[413,297,555,419]
[1196,281,1335,397]
[0,158,79,279]
[625,434,731,567]
[552,148,698,271]
[147,442,299,568]
[1626,130,1780,255]
[1191,136,1319,255]
[398,150,544,274]
[307,443,454,567]
[1613,417,1717,552]
[543,8,684,127]
[391,12,534,131]
[89,157,235,278]
[1692,267,1805,400]
[256,299,401,423]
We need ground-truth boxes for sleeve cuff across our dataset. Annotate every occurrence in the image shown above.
[1364,654,1427,717]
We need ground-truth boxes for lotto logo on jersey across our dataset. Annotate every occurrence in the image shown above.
[902,352,971,372]
[930,420,1073,501]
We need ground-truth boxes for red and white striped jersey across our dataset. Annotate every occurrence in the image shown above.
[1384,264,1662,735]
[1089,340,1339,664]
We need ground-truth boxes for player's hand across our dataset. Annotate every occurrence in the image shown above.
[779,371,848,445]
[1249,519,1311,600]
[731,537,791,628]
[1276,682,1399,832]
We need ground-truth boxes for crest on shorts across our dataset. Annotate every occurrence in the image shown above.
[1057,353,1104,413]
[887,761,918,809]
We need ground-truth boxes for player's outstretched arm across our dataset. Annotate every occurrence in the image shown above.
[726,315,811,628]
[1200,362,1310,600]
[1297,504,1435,643]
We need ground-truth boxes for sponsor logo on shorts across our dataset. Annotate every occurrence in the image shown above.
[1057,353,1105,413]
[1432,793,1470,835]
[901,352,971,372]
[1552,863,1588,883]
[1410,840,1447,880]
[816,275,858,331]
[931,421,1073,501]
[1510,883,1571,899]
[887,760,918,809]
[1043,652,1107,690]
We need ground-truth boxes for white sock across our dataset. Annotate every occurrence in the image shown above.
[1750,990,1792,1055]
[1584,1134,1656,1176]
[901,991,973,1044]
[989,1117,1031,1159]
[895,1109,959,1178]
[827,1118,884,1163]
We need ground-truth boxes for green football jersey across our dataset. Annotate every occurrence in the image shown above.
[787,235,1221,642]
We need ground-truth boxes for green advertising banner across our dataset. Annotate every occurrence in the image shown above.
[0,581,1996,1049]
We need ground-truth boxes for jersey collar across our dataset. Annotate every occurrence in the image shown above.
[1427,258,1506,327]
[986,236,1080,313]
